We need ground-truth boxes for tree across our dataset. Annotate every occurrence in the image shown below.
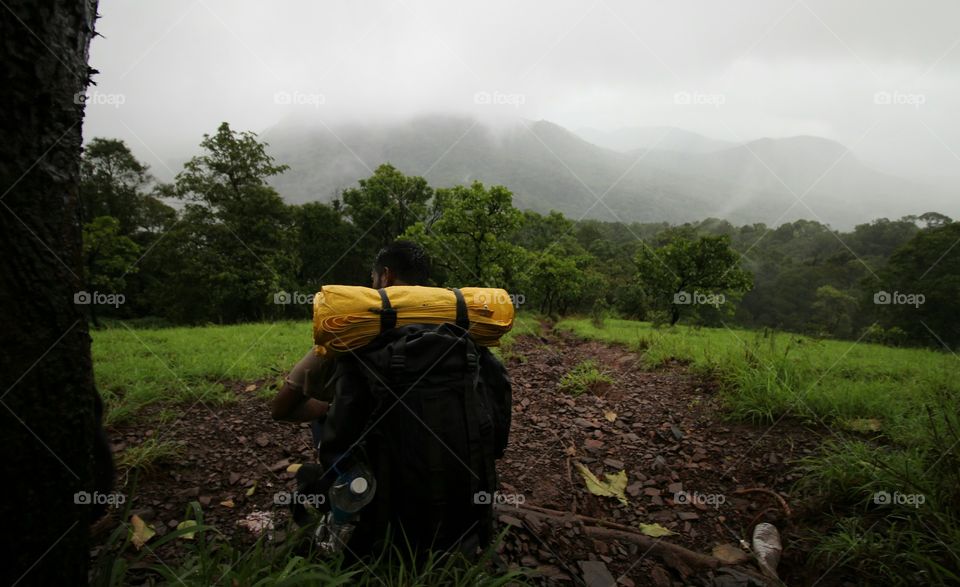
[403,181,523,287]
[341,163,433,260]
[875,222,960,349]
[0,1,102,583]
[79,137,152,233]
[296,201,366,289]
[810,284,858,338]
[154,122,299,323]
[635,231,753,325]
[81,216,140,325]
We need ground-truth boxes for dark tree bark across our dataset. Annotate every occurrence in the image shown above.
[1,1,101,584]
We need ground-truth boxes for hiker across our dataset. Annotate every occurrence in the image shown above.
[271,240,436,450]
[272,240,513,558]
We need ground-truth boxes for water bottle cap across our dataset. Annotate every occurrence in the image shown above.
[350,477,368,494]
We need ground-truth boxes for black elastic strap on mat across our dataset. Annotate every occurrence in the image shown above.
[378,288,397,331]
[451,288,470,331]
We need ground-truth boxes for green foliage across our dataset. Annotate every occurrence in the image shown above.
[874,222,960,349]
[296,201,366,289]
[149,122,299,323]
[116,438,184,474]
[82,216,140,294]
[80,138,156,234]
[558,359,613,396]
[634,230,753,325]
[810,284,858,338]
[342,163,433,261]
[404,181,523,287]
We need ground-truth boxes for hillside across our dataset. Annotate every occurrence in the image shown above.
[262,116,952,228]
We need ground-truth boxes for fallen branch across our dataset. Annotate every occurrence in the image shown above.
[733,488,793,518]
[494,503,781,586]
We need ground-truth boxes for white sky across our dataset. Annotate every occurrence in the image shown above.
[84,0,960,185]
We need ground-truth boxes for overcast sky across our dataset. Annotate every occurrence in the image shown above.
[84,0,960,185]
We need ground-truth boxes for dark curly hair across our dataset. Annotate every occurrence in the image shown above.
[373,240,431,285]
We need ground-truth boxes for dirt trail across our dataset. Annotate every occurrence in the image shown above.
[495,325,825,585]
[100,323,827,585]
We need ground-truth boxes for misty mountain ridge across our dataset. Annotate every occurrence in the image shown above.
[261,116,955,229]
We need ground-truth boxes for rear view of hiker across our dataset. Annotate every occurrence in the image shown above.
[280,240,513,559]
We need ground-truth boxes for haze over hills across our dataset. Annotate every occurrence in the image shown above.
[576,126,734,154]
[262,116,955,229]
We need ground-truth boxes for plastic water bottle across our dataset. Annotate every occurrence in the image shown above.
[316,463,376,555]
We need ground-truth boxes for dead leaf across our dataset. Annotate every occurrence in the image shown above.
[841,418,882,433]
[176,520,197,540]
[575,463,628,506]
[220,499,235,508]
[129,514,156,550]
[604,410,617,422]
[638,522,676,537]
[245,481,257,497]
[287,463,302,474]
[244,384,257,393]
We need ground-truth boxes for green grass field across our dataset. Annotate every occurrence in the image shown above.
[556,317,960,585]
[92,314,959,584]
[554,318,959,448]
[94,315,539,426]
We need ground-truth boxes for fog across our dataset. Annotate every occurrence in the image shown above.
[84,0,960,192]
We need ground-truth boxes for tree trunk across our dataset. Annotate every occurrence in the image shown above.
[1,1,101,584]
[670,305,681,325]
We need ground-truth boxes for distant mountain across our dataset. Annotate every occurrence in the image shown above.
[262,116,952,228]
[577,126,733,154]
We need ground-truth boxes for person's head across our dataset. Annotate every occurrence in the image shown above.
[371,240,431,288]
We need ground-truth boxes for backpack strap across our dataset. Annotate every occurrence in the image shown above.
[449,287,470,331]
[460,342,496,501]
[377,288,397,332]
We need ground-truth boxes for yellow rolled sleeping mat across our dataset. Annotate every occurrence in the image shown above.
[312,285,515,356]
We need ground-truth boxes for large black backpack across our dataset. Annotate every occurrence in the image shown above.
[314,287,507,556]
